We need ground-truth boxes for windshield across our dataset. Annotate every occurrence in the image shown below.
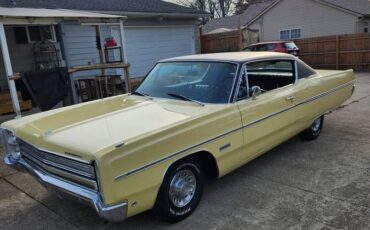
[284,42,298,50]
[135,62,238,104]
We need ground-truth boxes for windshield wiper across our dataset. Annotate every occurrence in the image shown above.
[132,91,152,99]
[167,93,205,106]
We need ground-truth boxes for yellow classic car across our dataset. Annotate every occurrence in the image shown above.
[1,52,355,222]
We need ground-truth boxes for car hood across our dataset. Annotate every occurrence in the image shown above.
[3,95,216,162]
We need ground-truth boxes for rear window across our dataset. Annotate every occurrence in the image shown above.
[297,60,316,79]
[284,42,298,50]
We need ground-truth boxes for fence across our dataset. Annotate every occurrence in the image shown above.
[294,33,370,72]
[201,31,370,72]
[201,29,243,53]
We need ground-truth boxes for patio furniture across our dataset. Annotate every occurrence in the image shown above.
[69,62,131,103]
[76,78,101,102]
[96,74,125,98]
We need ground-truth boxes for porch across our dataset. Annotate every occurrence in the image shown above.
[0,7,129,119]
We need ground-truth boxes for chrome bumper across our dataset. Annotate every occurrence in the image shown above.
[4,155,127,222]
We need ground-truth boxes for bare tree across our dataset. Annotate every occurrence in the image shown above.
[216,0,234,17]
[179,0,236,20]
[180,0,215,17]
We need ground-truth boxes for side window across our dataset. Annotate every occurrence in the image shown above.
[237,65,249,101]
[297,61,316,79]
[247,60,295,92]
[256,45,267,51]
[266,43,277,50]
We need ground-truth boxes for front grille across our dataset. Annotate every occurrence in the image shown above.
[18,139,98,191]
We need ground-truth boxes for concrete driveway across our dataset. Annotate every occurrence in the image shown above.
[0,73,369,230]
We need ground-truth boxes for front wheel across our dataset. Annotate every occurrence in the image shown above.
[154,159,204,222]
[299,116,324,141]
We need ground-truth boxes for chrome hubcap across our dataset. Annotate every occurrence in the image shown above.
[312,118,321,132]
[169,169,196,208]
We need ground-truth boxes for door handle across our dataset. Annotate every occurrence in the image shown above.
[286,95,295,102]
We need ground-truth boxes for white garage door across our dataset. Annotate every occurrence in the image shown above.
[117,26,195,78]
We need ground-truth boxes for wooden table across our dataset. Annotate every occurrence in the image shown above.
[76,77,101,102]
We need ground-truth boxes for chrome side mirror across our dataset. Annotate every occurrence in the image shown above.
[251,86,262,100]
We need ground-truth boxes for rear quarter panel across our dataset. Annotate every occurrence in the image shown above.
[294,69,355,129]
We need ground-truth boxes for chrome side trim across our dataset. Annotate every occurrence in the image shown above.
[233,64,249,103]
[242,105,295,129]
[294,60,299,82]
[296,80,355,107]
[114,126,243,181]
[227,63,241,103]
[219,143,231,152]
[114,80,354,181]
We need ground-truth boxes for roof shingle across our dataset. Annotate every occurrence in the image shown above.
[320,0,370,15]
[0,0,207,15]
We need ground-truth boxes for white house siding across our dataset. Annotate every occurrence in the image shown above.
[62,19,199,79]
[62,24,115,78]
[249,0,359,41]
[123,26,195,77]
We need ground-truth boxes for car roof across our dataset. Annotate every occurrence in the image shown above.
[160,52,297,63]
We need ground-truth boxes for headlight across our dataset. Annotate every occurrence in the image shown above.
[0,128,21,165]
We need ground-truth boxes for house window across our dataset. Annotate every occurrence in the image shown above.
[13,25,56,44]
[280,30,290,40]
[280,28,302,40]
[291,29,302,39]
[27,26,56,42]
[13,27,28,44]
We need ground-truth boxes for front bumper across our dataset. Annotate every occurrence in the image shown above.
[4,155,127,222]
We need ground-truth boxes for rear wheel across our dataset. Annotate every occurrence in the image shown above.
[299,116,324,141]
[154,159,204,222]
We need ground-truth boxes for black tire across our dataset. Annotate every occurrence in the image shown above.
[299,116,324,141]
[153,159,204,222]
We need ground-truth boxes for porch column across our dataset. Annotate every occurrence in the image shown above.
[119,19,131,93]
[0,22,21,118]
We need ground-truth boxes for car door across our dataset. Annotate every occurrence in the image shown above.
[287,60,328,131]
[234,60,298,165]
